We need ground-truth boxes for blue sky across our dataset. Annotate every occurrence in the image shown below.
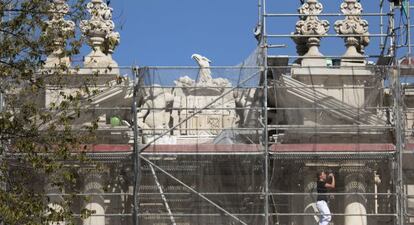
[100,0,406,66]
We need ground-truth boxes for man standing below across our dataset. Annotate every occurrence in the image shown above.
[316,171,335,225]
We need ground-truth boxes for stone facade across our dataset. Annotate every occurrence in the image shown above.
[31,1,412,225]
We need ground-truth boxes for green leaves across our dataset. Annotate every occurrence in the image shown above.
[0,0,97,224]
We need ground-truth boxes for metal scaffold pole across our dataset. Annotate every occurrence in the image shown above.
[132,66,141,225]
[261,0,270,224]
[407,0,412,62]
[388,2,405,225]
[395,64,405,225]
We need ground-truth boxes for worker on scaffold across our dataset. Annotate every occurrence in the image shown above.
[316,170,335,225]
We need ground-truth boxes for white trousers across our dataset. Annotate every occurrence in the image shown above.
[316,200,331,225]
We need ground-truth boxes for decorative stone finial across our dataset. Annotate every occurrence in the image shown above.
[43,0,75,68]
[334,0,370,66]
[292,0,330,66]
[80,0,120,70]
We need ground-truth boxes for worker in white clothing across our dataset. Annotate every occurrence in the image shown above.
[316,171,335,225]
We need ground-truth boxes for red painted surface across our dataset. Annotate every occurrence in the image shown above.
[83,144,132,152]
[143,144,262,153]
[405,143,414,151]
[83,143,396,153]
[270,143,395,152]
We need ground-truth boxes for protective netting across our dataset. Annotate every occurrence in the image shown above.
[28,61,409,225]
[402,63,414,222]
[131,46,398,225]
[30,50,414,224]
[132,47,265,224]
[269,65,390,144]
[35,53,411,225]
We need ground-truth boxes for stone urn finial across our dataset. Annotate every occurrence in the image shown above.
[43,0,75,68]
[292,0,330,66]
[80,0,119,70]
[334,0,370,66]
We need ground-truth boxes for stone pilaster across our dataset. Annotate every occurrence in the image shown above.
[82,172,106,225]
[334,0,370,66]
[292,0,330,67]
[303,170,318,225]
[341,167,369,225]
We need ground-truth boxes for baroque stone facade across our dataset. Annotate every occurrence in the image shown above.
[33,1,409,225]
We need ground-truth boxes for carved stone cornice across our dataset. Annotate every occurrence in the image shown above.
[339,166,372,174]
[292,0,330,66]
[334,0,370,65]
[44,0,75,67]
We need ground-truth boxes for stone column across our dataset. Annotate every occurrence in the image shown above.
[343,169,368,225]
[303,170,318,225]
[82,173,106,225]
[43,0,75,68]
[291,0,330,67]
[334,0,370,66]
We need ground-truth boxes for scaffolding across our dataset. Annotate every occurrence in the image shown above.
[9,0,414,225]
[124,1,414,225]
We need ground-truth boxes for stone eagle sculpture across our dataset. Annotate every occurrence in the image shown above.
[191,54,213,84]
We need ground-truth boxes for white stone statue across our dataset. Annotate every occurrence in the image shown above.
[169,54,237,139]
[80,0,120,69]
[191,54,213,84]
[174,75,195,87]
[43,0,75,68]
[190,53,231,89]
[334,0,369,65]
[137,85,174,133]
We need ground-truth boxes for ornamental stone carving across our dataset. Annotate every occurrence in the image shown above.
[292,0,330,66]
[137,85,174,132]
[334,0,369,65]
[170,54,237,139]
[190,54,231,90]
[80,0,120,69]
[191,54,214,85]
[44,0,75,68]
